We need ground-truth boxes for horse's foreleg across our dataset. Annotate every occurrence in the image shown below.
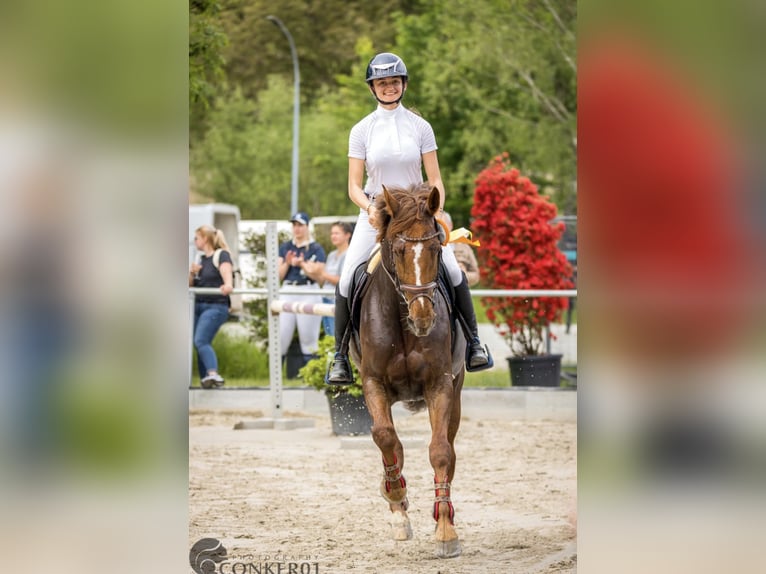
[433,477,460,557]
[427,380,462,558]
[447,373,463,478]
[364,380,411,540]
[380,454,411,541]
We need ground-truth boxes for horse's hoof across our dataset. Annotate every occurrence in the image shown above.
[434,539,462,558]
[391,512,413,541]
[392,525,413,541]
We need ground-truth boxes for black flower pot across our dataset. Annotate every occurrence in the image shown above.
[507,354,563,387]
[326,391,372,435]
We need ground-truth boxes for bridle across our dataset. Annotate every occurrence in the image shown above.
[381,229,441,309]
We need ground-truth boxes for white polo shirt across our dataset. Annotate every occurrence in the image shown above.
[348,104,438,198]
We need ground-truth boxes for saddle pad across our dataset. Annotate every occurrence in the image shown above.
[366,244,382,273]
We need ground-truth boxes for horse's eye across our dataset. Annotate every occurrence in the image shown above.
[393,242,405,255]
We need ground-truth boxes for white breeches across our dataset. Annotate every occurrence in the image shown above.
[278,285,323,355]
[338,209,463,297]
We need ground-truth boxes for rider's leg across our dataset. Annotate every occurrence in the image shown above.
[325,213,377,385]
[453,274,492,370]
[442,247,492,371]
[326,287,353,384]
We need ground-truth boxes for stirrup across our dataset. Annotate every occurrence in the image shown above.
[325,354,354,385]
[465,340,494,372]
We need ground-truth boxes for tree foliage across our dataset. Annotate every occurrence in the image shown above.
[394,0,577,218]
[218,0,418,104]
[191,79,291,218]
[190,0,577,223]
[190,0,230,142]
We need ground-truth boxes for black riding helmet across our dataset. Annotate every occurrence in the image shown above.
[366,52,408,105]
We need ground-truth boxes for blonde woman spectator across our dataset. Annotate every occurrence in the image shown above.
[189,225,234,388]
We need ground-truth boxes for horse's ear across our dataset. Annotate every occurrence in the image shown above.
[383,185,399,217]
[427,186,441,216]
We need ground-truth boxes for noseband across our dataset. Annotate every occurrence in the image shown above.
[381,230,441,309]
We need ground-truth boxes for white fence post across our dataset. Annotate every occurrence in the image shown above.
[265,222,283,419]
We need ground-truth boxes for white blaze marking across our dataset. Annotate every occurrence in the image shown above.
[411,243,427,311]
[412,243,424,286]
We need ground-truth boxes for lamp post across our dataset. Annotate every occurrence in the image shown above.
[266,15,300,215]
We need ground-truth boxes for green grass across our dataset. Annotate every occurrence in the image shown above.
[193,374,511,389]
[463,369,510,387]
[473,296,490,323]
[191,331,270,383]
[190,377,302,389]
[193,365,577,390]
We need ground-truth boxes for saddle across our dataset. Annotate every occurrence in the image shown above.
[344,245,460,354]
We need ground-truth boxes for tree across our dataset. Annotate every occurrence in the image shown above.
[394,0,577,219]
[218,0,420,105]
[191,80,292,218]
[189,0,577,221]
[190,0,230,144]
[191,73,364,219]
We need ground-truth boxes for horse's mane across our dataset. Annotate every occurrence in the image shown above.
[372,183,435,243]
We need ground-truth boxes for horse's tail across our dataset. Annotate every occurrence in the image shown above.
[402,399,427,413]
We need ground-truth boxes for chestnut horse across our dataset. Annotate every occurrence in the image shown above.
[348,183,466,558]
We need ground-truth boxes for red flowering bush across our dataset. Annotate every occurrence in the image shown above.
[472,153,574,356]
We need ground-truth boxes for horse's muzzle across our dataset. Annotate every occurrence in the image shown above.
[400,282,437,336]
[407,313,436,337]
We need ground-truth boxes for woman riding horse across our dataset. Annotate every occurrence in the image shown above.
[326,52,491,385]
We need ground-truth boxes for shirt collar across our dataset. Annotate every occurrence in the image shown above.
[375,104,402,118]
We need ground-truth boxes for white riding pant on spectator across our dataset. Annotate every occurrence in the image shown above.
[338,209,463,298]
[279,284,323,355]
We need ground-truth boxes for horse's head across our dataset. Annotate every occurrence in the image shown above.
[373,183,445,337]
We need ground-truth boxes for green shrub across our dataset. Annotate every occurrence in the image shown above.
[192,330,269,380]
[299,336,363,397]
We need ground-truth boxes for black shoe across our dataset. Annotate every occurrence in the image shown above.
[466,338,493,372]
[326,353,354,385]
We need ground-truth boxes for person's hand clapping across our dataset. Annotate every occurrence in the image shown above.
[285,250,301,266]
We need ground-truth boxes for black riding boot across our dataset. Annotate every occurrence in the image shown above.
[326,289,354,384]
[454,276,493,372]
